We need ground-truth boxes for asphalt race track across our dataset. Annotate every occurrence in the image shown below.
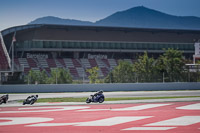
[0,101,200,133]
[8,90,200,101]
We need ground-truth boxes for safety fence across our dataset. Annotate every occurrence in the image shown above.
[0,82,200,93]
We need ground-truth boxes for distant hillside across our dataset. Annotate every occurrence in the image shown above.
[29,16,93,26]
[29,6,200,30]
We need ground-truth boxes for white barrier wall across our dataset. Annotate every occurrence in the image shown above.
[0,83,200,93]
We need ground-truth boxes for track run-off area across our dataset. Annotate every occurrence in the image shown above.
[0,101,200,133]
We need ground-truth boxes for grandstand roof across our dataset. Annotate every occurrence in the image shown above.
[2,24,200,36]
[1,24,200,54]
[2,24,200,45]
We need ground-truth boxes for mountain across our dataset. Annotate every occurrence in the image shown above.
[28,6,200,30]
[29,16,93,26]
[95,6,200,30]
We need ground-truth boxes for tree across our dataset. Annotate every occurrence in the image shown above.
[86,66,100,83]
[39,70,48,84]
[104,71,114,83]
[26,69,48,84]
[156,49,184,82]
[47,68,72,84]
[133,52,156,82]
[111,60,134,83]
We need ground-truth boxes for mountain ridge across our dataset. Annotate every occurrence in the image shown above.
[28,6,200,30]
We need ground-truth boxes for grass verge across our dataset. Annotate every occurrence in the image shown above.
[22,96,200,103]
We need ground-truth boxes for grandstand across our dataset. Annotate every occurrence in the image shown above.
[0,33,10,71]
[1,24,200,82]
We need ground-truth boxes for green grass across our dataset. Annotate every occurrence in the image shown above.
[28,96,200,103]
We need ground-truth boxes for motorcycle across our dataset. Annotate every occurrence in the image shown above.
[23,95,38,105]
[0,94,9,105]
[86,91,105,103]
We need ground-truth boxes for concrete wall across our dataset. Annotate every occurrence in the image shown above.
[0,82,200,93]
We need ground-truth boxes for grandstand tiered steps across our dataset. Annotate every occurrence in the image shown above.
[15,58,134,79]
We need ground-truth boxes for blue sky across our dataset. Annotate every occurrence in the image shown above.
[0,0,200,31]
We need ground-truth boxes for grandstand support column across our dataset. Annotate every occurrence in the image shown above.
[74,52,79,59]
[12,40,14,75]
[0,72,1,84]
[11,32,16,75]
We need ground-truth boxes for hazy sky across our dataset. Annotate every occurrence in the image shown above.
[0,0,200,31]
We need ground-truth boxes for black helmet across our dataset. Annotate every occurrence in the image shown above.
[36,95,38,97]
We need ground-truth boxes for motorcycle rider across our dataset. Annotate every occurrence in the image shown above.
[93,90,103,100]
[0,94,9,103]
[86,90,104,103]
[94,90,103,96]
[26,95,38,101]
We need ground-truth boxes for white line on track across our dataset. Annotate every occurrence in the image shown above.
[0,117,53,126]
[78,104,172,112]
[77,109,110,112]
[113,103,172,111]
[26,122,76,127]
[146,116,200,126]
[28,116,152,127]
[123,127,176,130]
[0,106,89,113]
[75,116,152,126]
[176,103,200,110]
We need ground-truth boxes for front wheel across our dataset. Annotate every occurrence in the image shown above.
[23,101,26,105]
[98,97,104,103]
[86,98,91,103]
[0,100,3,105]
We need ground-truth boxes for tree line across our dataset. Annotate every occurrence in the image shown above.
[26,49,200,84]
[104,49,199,83]
[25,68,72,84]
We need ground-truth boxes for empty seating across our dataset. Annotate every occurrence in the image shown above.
[72,59,82,67]
[27,58,38,67]
[88,59,98,67]
[64,58,74,68]
[101,59,110,67]
[24,67,31,74]
[18,58,29,68]
[76,67,86,78]
[56,58,66,68]
[37,58,48,68]
[14,57,135,79]
[100,67,109,76]
[108,59,117,69]
[46,59,57,68]
[80,59,91,68]
[95,59,106,68]
[68,67,79,78]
